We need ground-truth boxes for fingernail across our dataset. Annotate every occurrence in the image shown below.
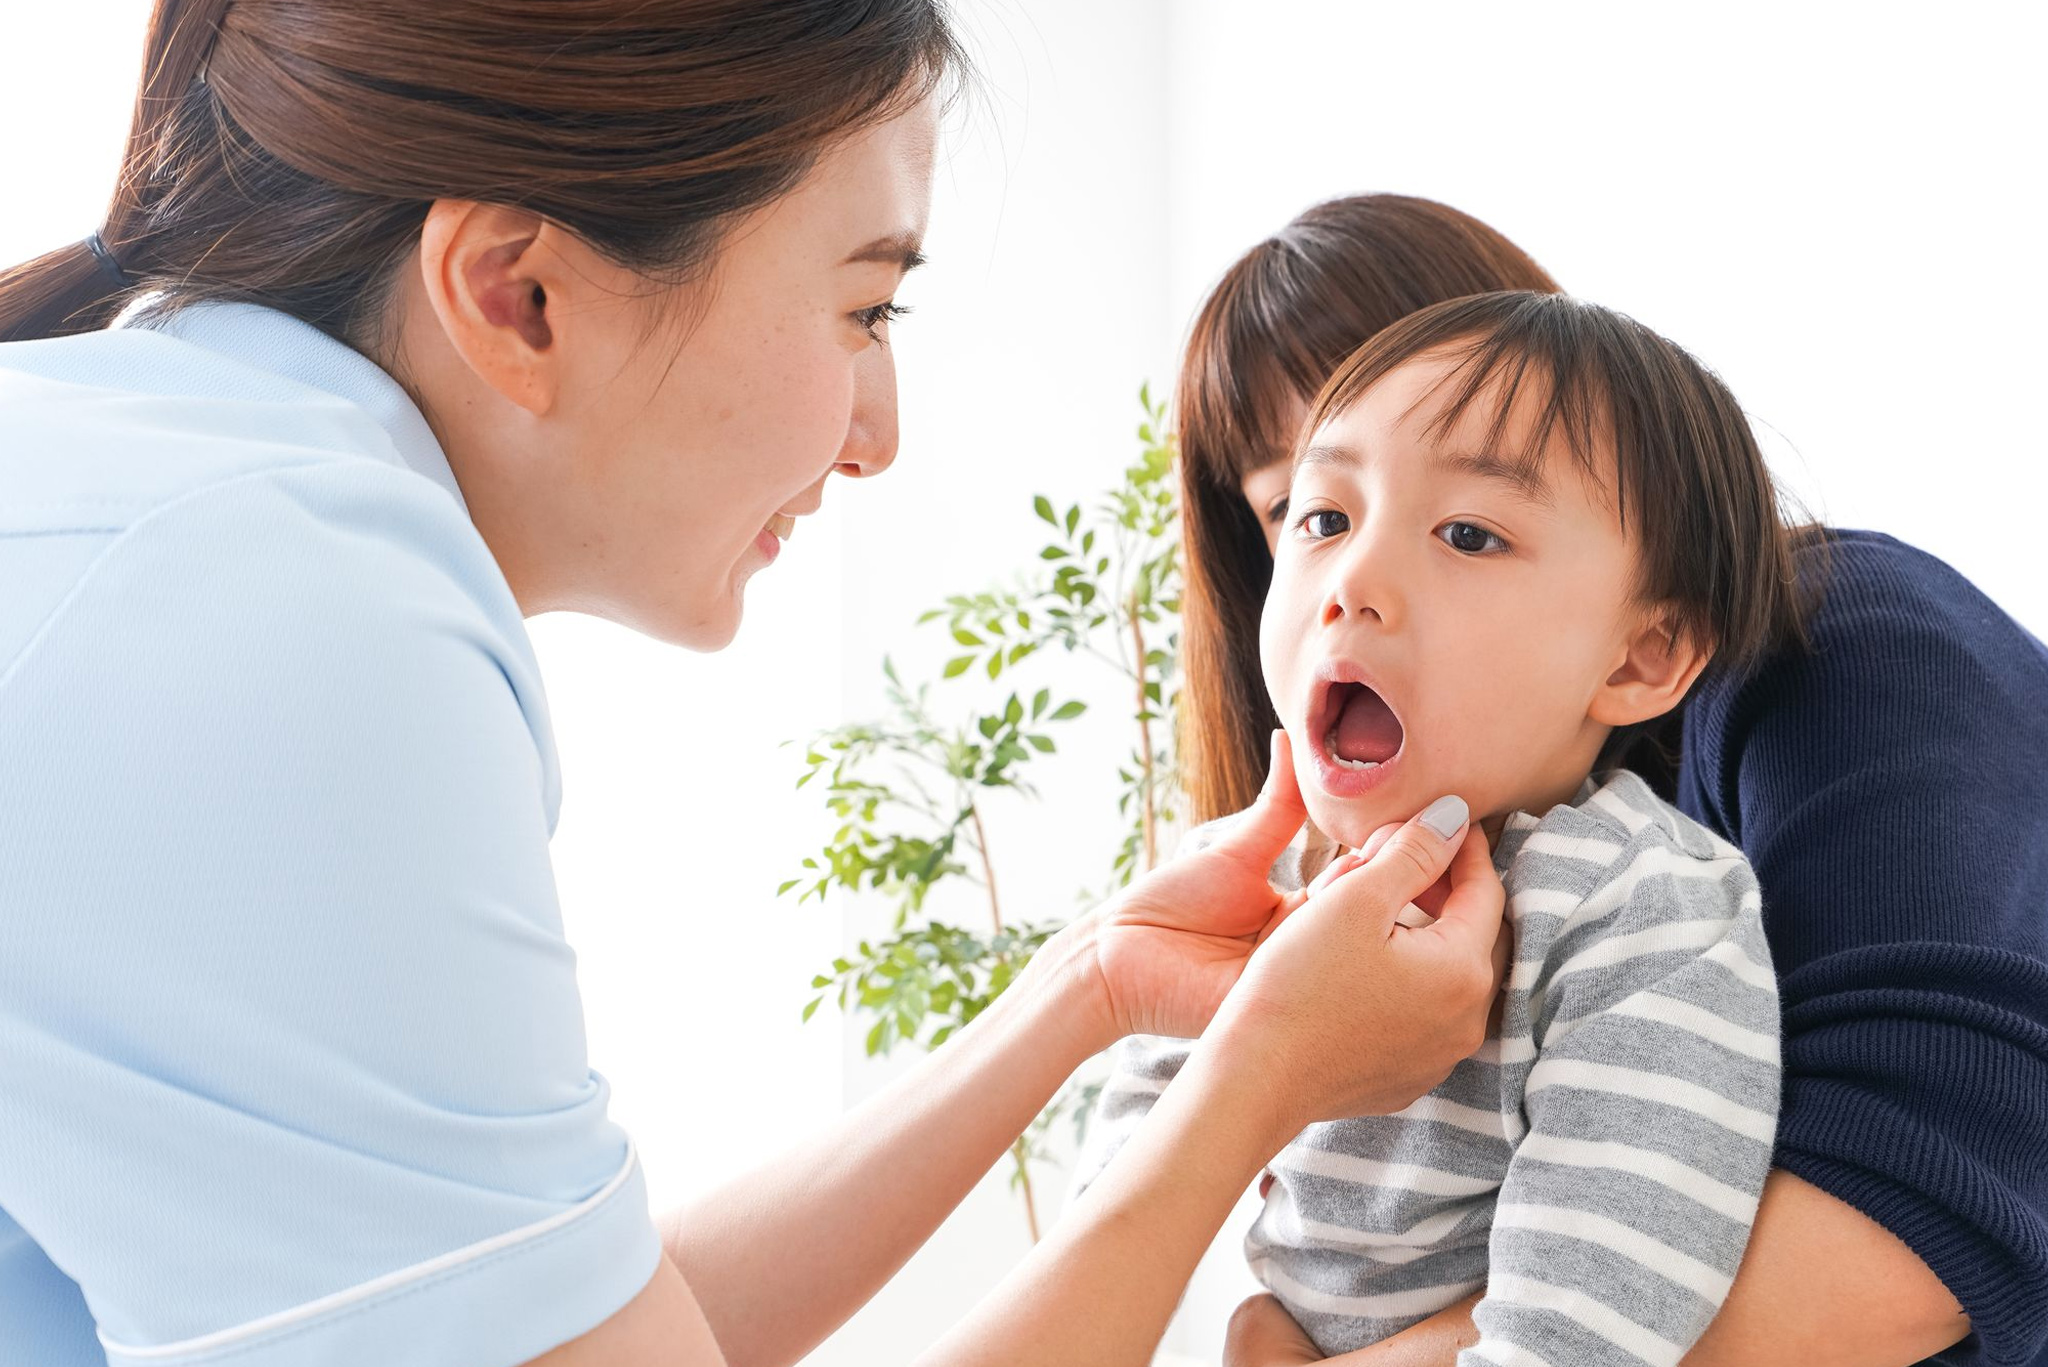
[1419,795,1468,840]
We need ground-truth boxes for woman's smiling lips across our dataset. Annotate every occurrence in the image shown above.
[752,512,800,564]
[1304,659,1407,799]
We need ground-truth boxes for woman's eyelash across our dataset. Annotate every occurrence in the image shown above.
[1265,497,1289,525]
[856,301,911,343]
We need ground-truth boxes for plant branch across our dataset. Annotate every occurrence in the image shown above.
[1130,591,1157,872]
[968,797,1004,934]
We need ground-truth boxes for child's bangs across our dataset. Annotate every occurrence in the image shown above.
[1412,324,1633,525]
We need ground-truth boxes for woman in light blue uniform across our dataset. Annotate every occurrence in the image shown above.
[0,4,1513,1365]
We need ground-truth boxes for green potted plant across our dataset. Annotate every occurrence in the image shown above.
[782,387,1182,1240]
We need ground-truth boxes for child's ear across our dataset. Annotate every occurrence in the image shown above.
[1589,606,1710,728]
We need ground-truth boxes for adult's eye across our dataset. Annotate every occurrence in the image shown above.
[1301,509,1349,539]
[1439,521,1506,555]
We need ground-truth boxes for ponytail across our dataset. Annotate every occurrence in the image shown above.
[0,0,962,347]
[0,0,229,342]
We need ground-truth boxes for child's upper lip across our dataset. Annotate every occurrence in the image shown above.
[1306,656,1406,745]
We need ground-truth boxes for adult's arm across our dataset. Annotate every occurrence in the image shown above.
[1225,1169,1968,1367]
[538,765,1508,1367]
[1680,531,2048,1366]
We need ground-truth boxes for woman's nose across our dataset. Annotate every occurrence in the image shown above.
[835,344,900,479]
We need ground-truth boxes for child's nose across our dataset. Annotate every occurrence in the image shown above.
[1321,536,1400,629]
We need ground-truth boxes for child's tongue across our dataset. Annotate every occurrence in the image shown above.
[1332,686,1403,763]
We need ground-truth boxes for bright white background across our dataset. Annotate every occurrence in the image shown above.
[5,3,2043,1364]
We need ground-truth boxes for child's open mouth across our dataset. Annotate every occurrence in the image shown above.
[1306,670,1406,797]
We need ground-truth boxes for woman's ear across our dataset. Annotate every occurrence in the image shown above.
[415,199,565,416]
[1589,606,1711,728]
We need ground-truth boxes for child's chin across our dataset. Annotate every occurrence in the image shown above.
[1302,792,1393,852]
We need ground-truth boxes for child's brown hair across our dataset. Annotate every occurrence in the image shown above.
[1300,290,1824,773]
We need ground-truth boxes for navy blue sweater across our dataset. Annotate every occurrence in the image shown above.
[1676,530,2048,1366]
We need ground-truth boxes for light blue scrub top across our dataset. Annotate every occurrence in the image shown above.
[0,303,658,1366]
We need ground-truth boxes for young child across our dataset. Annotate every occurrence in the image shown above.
[1073,291,1807,1366]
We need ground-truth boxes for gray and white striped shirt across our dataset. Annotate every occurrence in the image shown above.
[1072,770,1779,1367]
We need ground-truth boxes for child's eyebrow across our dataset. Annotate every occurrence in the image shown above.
[1294,442,1557,511]
[1294,442,1361,475]
[1427,450,1556,510]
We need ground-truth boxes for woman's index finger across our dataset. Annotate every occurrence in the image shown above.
[1420,823,1506,947]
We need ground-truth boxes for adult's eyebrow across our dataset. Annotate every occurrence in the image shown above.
[843,231,928,274]
[1426,450,1556,509]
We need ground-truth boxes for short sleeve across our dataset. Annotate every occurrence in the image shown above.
[1679,532,2048,1367]
[0,461,660,1367]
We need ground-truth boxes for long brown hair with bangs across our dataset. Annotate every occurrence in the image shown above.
[1297,290,1819,776]
[0,0,964,347]
[1177,195,1560,824]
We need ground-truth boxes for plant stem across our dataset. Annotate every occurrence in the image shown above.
[1129,593,1157,872]
[1011,1135,1042,1244]
[968,798,1004,934]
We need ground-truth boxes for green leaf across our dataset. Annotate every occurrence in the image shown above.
[978,715,1000,739]
[943,655,975,678]
[1034,494,1056,526]
[1039,546,1067,561]
[987,652,1002,680]
[952,628,983,647]
[801,996,823,1023]
[1065,505,1080,536]
[1031,687,1050,720]
[1027,734,1056,753]
[1050,700,1087,721]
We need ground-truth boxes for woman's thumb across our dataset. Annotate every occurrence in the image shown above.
[1212,730,1308,871]
[1352,795,1471,917]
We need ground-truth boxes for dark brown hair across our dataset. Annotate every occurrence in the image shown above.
[1177,194,1561,823]
[1300,290,1819,779]
[0,0,964,347]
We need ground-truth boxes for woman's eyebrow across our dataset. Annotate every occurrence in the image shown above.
[1426,449,1556,509]
[842,231,927,274]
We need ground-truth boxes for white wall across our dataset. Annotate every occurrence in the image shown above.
[7,5,2045,1367]
[1162,0,2048,634]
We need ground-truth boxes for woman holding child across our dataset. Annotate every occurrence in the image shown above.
[0,5,2040,1367]
[1130,196,2048,1367]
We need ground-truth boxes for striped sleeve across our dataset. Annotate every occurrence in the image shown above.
[1461,834,1781,1367]
[1066,811,1308,1210]
[1065,1034,1193,1208]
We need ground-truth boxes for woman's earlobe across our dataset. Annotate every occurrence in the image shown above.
[417,200,561,416]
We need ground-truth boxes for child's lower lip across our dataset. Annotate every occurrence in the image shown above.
[1309,737,1400,797]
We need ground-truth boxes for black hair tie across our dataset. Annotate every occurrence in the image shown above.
[84,232,133,289]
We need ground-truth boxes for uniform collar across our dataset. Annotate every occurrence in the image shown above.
[125,299,468,514]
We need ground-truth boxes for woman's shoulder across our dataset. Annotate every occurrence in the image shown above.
[1,319,524,692]
[1680,528,2048,833]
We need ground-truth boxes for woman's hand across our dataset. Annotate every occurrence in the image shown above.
[1078,731,1316,1042]
[1201,772,1508,1126]
[1225,1294,1324,1367]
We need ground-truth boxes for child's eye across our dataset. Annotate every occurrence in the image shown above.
[854,301,911,344]
[1438,521,1507,555]
[1297,509,1349,540]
